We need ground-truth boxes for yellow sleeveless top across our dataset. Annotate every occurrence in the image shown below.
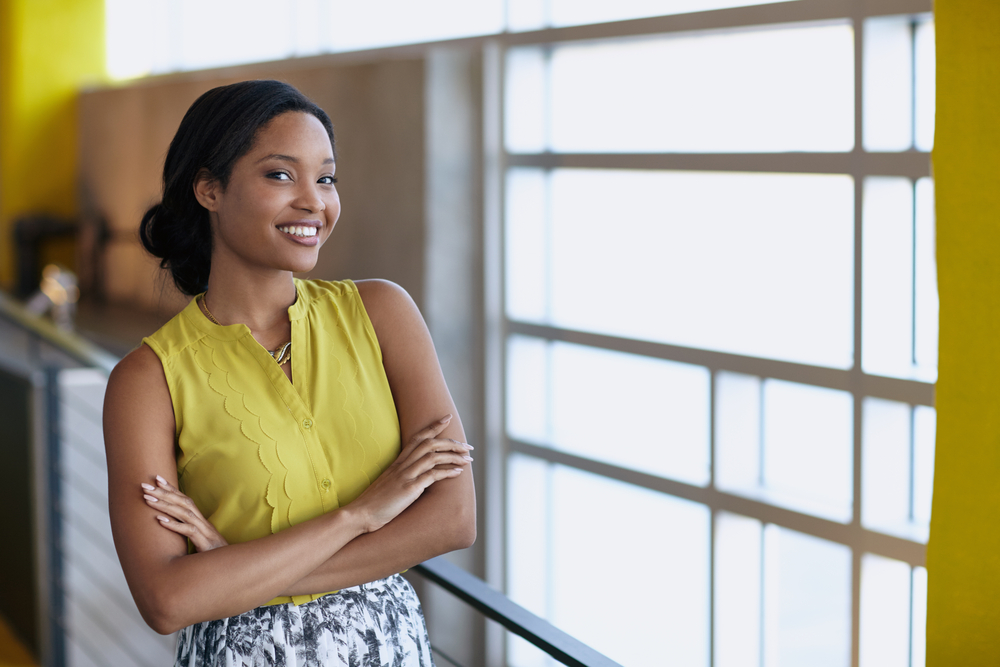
[142,279,401,606]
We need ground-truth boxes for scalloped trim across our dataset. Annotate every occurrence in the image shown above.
[192,340,295,536]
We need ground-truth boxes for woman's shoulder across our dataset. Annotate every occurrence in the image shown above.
[105,343,172,419]
[298,278,415,331]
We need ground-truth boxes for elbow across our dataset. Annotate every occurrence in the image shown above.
[138,587,188,635]
[448,505,477,551]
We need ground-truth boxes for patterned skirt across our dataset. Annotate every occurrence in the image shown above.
[174,574,435,667]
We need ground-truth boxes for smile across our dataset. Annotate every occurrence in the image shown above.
[277,225,318,238]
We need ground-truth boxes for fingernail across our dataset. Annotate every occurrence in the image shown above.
[141,483,155,491]
[462,443,474,450]
[157,516,170,523]
[144,494,158,502]
[463,456,474,462]
[453,467,464,472]
[156,475,167,485]
[440,415,453,423]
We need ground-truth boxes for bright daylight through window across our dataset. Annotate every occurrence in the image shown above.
[501,3,935,667]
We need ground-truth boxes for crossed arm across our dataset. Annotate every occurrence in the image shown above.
[104,280,476,634]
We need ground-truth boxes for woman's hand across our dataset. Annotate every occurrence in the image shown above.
[348,415,473,534]
[142,476,229,553]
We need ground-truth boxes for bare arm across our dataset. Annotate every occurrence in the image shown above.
[277,279,477,595]
[105,344,467,634]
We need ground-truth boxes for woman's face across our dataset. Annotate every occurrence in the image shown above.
[198,111,340,275]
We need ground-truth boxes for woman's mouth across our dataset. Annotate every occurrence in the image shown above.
[277,224,320,246]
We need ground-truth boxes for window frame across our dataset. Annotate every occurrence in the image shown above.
[484,1,935,665]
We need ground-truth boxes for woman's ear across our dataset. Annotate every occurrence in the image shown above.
[193,169,221,211]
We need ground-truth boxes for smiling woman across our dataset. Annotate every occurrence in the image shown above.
[104,80,475,666]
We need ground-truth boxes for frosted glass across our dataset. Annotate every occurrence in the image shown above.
[550,169,855,368]
[507,454,553,667]
[913,407,936,527]
[862,399,933,542]
[862,398,911,536]
[551,343,710,484]
[763,380,853,522]
[860,555,911,667]
[551,467,710,667]
[763,527,851,667]
[548,25,854,152]
[177,0,297,71]
[506,0,547,32]
[715,513,762,667]
[912,567,928,667]
[106,0,155,79]
[863,17,914,151]
[551,0,797,25]
[862,177,916,378]
[715,372,762,492]
[505,48,547,153]
[915,178,939,376]
[505,168,548,321]
[506,335,549,443]
[328,0,504,52]
[915,20,936,152]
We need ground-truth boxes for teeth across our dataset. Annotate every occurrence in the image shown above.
[278,225,318,238]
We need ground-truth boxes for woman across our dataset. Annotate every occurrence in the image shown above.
[103,80,475,666]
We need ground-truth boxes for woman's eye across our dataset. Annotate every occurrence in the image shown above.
[318,176,337,185]
[267,171,292,181]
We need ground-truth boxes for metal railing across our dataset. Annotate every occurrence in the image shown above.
[0,291,621,667]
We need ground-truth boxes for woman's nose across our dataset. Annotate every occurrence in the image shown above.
[294,182,325,213]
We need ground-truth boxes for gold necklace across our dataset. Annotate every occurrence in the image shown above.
[199,295,292,367]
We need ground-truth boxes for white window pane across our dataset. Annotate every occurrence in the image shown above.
[914,19,936,152]
[763,380,853,522]
[550,343,710,485]
[915,178,939,376]
[763,527,851,667]
[550,169,855,368]
[913,406,936,527]
[715,513,762,667]
[549,25,854,153]
[505,48,547,153]
[505,168,548,321]
[177,0,296,71]
[715,372,762,493]
[106,0,154,79]
[912,567,928,667]
[551,467,710,667]
[862,398,911,536]
[508,635,556,667]
[328,0,504,51]
[506,0,547,32]
[507,454,553,667]
[506,335,549,443]
[860,554,911,667]
[863,16,914,151]
[862,177,915,378]
[551,0,801,29]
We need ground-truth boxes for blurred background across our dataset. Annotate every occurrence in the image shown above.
[0,0,950,666]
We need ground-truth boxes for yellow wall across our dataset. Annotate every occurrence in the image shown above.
[927,0,1000,663]
[0,0,105,287]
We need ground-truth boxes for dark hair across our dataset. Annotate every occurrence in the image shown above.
[139,80,335,295]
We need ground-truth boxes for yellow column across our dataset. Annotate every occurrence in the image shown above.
[0,0,105,288]
[927,1,1000,663]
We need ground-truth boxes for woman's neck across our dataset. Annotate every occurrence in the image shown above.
[202,265,297,336]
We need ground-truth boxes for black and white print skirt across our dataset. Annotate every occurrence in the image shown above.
[174,574,435,667]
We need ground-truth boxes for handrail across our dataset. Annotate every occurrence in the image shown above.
[0,291,118,375]
[413,557,623,667]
